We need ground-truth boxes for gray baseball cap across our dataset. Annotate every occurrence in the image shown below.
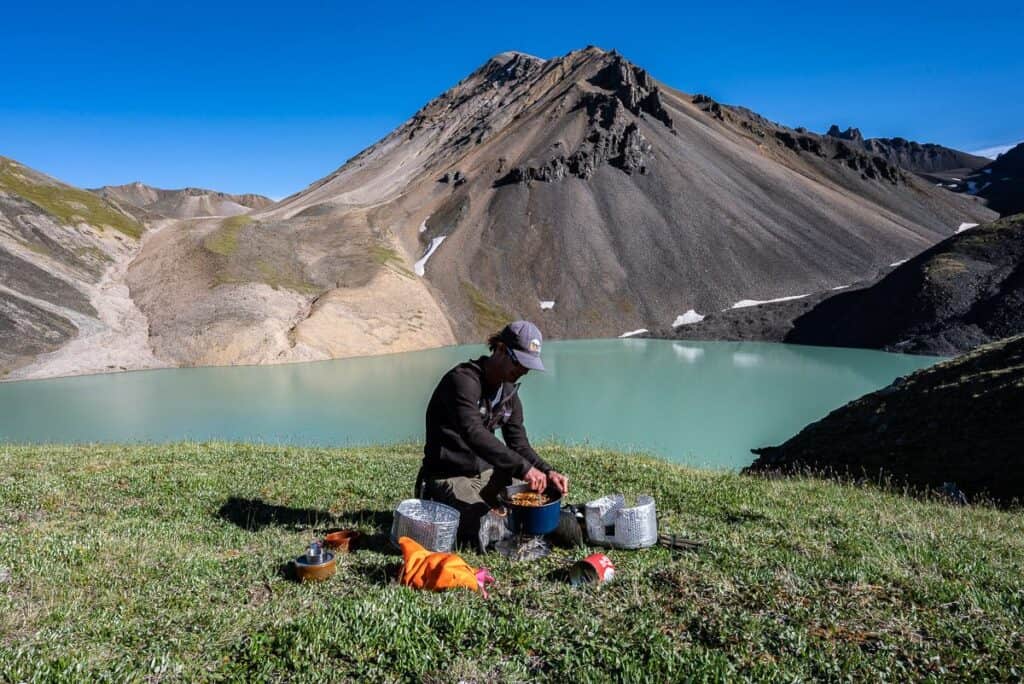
[500,320,545,371]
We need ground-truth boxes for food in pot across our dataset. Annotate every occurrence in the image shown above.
[510,492,551,507]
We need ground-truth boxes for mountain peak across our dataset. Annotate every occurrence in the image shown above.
[487,50,545,66]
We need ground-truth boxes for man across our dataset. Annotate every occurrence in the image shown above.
[417,320,569,546]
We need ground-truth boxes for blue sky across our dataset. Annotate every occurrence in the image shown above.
[2,1,1021,198]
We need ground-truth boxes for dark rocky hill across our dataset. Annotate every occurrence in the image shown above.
[784,214,1024,354]
[746,333,1024,504]
[952,143,1024,217]
[655,214,1024,356]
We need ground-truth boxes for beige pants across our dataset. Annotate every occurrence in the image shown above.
[421,469,515,545]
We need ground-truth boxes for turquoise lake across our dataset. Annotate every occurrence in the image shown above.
[0,339,940,469]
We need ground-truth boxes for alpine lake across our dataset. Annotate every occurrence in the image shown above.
[0,339,940,469]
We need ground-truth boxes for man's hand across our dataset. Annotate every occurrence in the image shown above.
[524,467,547,493]
[548,470,569,495]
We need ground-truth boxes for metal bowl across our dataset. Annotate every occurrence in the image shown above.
[293,551,337,581]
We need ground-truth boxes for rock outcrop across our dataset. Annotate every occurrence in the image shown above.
[746,333,1024,504]
[823,126,991,174]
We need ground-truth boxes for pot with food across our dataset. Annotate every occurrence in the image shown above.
[502,483,562,535]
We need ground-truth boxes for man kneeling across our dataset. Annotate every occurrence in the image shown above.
[415,321,569,548]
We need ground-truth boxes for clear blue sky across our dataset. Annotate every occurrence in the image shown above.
[2,1,1021,198]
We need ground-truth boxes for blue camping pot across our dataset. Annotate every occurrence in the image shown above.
[503,483,562,535]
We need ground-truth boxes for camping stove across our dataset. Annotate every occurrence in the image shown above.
[495,533,551,561]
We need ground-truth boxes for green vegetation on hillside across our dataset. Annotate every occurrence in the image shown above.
[203,215,253,256]
[1,443,1022,681]
[0,158,143,239]
[462,280,512,333]
[370,242,414,278]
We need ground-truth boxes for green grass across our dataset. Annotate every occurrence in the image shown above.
[1,443,1023,681]
[462,280,513,333]
[370,243,415,278]
[0,158,143,239]
[202,215,253,256]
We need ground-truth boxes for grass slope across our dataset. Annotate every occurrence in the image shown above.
[203,215,253,257]
[1,443,1022,681]
[0,158,143,239]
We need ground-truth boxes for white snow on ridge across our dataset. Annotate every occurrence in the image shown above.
[618,329,648,338]
[831,285,850,291]
[414,236,446,276]
[956,222,979,234]
[672,309,705,327]
[730,294,809,309]
[890,258,909,267]
[539,300,555,310]
[418,215,430,233]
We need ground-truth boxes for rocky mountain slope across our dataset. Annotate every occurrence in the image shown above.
[2,47,999,379]
[656,213,1024,355]
[91,182,272,219]
[0,156,164,378]
[746,333,1024,504]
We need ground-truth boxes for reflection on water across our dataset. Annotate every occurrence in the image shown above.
[672,343,704,363]
[731,352,761,368]
[0,340,940,469]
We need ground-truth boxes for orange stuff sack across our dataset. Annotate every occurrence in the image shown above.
[397,536,493,596]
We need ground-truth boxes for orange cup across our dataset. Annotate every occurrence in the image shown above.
[323,530,360,553]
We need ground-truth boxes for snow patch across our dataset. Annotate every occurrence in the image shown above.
[539,300,555,310]
[956,222,979,234]
[414,236,446,276]
[418,215,430,233]
[731,294,809,309]
[672,309,705,327]
[890,259,909,267]
[831,284,850,291]
[618,329,648,338]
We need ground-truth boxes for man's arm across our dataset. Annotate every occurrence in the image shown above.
[501,393,552,474]
[450,372,533,477]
